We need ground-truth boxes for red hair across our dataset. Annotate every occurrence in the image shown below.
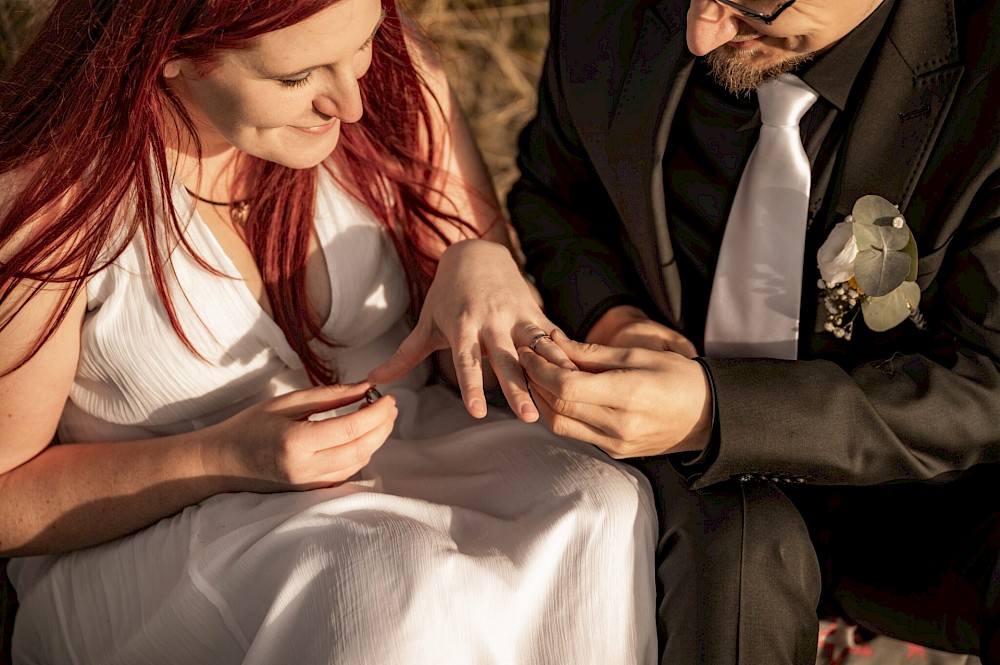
[0,0,473,383]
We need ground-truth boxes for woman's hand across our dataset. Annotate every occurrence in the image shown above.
[369,238,574,422]
[205,382,398,491]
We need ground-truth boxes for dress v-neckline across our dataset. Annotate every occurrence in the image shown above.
[183,190,338,358]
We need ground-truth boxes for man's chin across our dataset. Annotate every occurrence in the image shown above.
[706,48,814,97]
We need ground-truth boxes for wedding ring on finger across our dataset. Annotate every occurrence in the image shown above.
[529,333,551,352]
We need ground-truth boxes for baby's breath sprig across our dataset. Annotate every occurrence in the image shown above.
[817,279,861,340]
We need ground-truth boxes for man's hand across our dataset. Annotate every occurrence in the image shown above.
[520,330,712,458]
[586,305,698,357]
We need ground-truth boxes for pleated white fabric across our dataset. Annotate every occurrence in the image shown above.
[7,171,657,664]
[704,74,819,360]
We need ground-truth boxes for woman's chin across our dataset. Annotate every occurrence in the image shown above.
[250,130,341,170]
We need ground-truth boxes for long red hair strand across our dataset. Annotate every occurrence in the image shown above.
[0,0,475,384]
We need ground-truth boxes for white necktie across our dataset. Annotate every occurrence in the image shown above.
[703,73,819,360]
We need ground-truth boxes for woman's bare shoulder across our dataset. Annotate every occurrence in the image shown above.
[0,162,83,266]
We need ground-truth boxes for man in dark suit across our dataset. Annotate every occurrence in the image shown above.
[509,0,1000,662]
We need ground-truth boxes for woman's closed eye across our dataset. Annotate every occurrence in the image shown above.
[274,29,378,90]
[279,73,312,88]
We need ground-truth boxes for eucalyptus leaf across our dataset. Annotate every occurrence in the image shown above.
[852,194,902,226]
[902,230,919,282]
[854,248,912,296]
[853,221,910,252]
[860,281,921,332]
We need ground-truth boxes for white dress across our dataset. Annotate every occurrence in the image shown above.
[7,171,657,665]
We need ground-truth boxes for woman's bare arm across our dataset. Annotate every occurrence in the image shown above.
[0,275,398,557]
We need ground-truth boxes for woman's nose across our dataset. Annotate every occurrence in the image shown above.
[686,0,741,56]
[312,71,364,124]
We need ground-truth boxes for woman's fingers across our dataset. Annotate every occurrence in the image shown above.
[303,392,397,448]
[307,398,398,474]
[481,330,537,422]
[368,322,446,385]
[450,333,489,418]
[271,382,373,418]
[444,318,567,421]
[476,322,570,422]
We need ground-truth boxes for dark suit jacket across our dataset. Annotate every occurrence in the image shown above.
[508,0,1000,489]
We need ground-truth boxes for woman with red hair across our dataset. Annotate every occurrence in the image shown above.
[0,0,655,662]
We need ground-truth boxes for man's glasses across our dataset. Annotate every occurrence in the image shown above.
[713,0,797,25]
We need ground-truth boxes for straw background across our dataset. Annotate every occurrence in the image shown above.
[407,0,548,206]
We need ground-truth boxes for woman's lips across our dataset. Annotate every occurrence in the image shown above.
[291,121,337,135]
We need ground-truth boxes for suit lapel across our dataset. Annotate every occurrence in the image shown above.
[825,0,963,230]
[604,0,963,327]
[606,0,691,324]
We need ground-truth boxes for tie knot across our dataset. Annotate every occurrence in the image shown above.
[756,74,819,128]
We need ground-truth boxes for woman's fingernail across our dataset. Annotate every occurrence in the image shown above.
[469,398,486,417]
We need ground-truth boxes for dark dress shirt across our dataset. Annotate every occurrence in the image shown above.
[662,0,896,349]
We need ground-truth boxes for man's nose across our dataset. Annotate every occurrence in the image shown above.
[686,0,742,55]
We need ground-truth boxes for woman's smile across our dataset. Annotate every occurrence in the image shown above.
[291,121,338,135]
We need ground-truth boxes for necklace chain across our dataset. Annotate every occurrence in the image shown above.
[184,186,252,225]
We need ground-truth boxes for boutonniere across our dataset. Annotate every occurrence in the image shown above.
[816,195,924,341]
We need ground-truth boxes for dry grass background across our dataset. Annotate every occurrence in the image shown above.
[407,0,549,205]
[0,0,549,206]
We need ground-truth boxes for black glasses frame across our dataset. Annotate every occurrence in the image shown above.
[713,0,797,24]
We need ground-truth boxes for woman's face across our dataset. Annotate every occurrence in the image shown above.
[165,0,385,169]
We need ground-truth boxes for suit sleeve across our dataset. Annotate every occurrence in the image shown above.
[675,4,1000,489]
[507,4,654,339]
[680,170,1000,489]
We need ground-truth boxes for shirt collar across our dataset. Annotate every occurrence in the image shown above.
[797,0,896,111]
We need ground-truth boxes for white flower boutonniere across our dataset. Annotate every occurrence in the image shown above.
[816,195,924,340]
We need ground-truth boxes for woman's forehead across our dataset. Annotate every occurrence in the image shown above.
[226,0,383,72]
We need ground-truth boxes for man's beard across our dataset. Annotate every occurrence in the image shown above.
[706,45,814,97]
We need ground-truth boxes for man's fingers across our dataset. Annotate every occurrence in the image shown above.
[526,329,578,370]
[671,334,698,358]
[528,386,627,458]
[520,347,621,408]
[547,329,641,372]
[526,380,618,433]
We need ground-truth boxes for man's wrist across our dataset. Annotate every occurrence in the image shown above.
[667,355,716,453]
